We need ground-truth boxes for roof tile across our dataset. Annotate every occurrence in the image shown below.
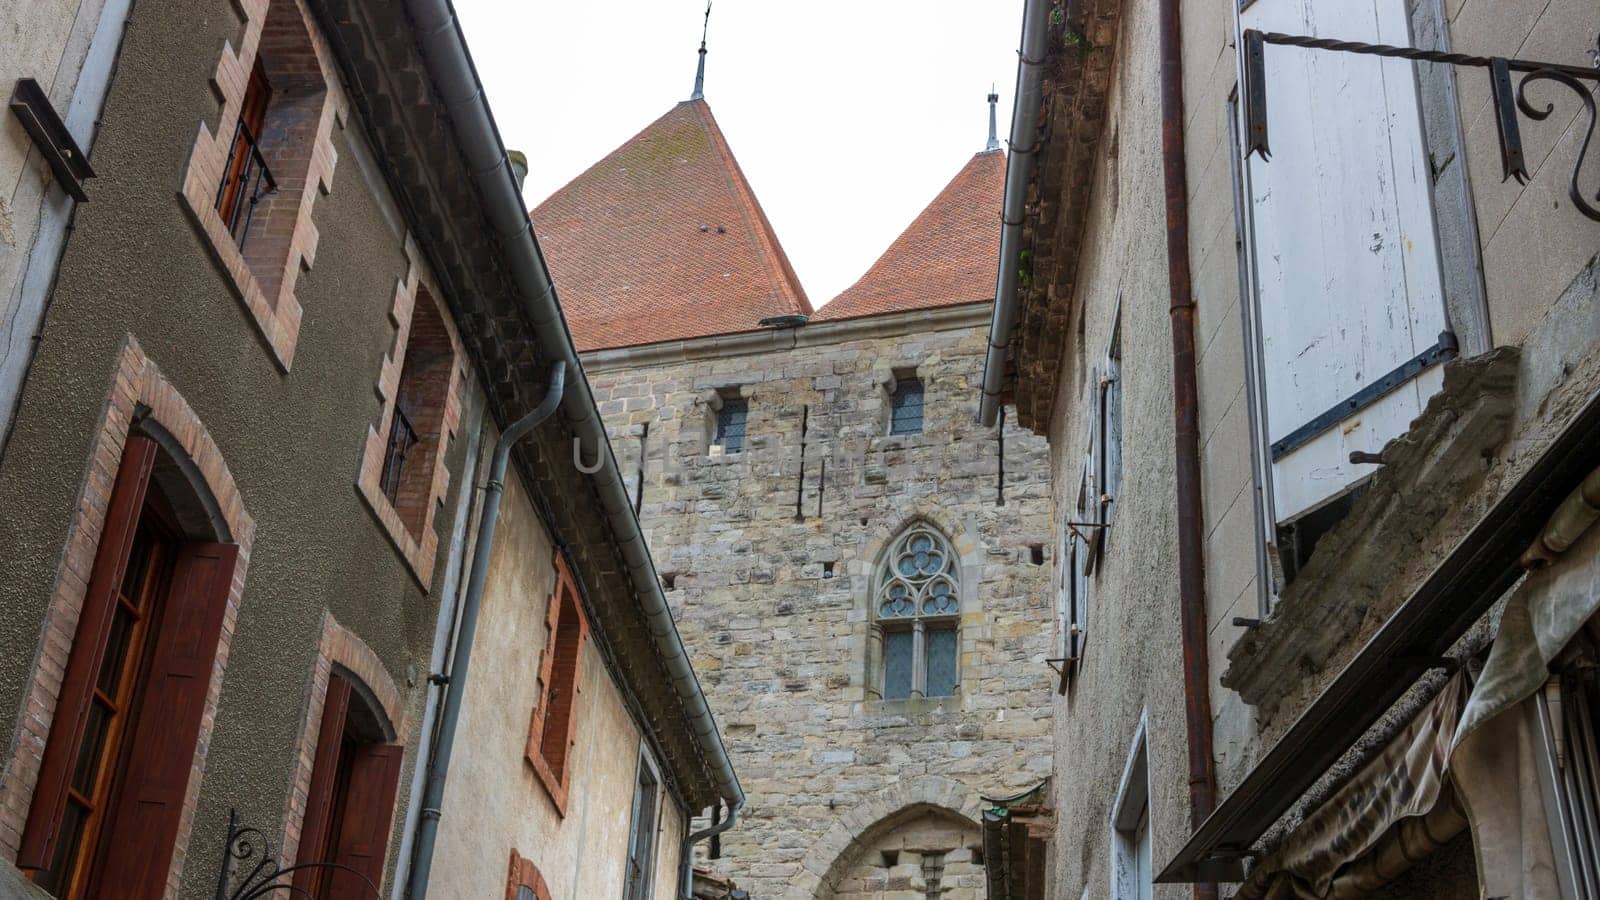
[814,150,1004,322]
[531,100,811,352]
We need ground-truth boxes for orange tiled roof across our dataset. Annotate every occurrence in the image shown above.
[814,149,1004,322]
[532,100,811,352]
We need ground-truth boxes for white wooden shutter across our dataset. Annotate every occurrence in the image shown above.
[1240,0,1449,522]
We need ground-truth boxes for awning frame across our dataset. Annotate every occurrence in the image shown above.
[1159,387,1600,883]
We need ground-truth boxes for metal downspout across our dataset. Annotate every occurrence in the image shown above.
[977,0,1051,428]
[679,801,740,900]
[406,361,566,898]
[399,3,746,894]
[1159,0,1219,896]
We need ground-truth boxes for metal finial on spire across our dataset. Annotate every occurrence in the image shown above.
[986,84,1001,151]
[691,1,712,100]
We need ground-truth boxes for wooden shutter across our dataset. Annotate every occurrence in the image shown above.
[18,435,157,870]
[326,742,403,898]
[1240,0,1447,522]
[93,540,239,895]
[291,674,353,896]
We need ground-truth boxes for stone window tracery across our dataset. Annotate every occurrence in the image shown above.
[874,525,961,699]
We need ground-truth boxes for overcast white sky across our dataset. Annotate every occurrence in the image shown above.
[452,0,1024,308]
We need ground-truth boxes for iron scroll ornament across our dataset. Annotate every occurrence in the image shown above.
[213,808,381,900]
[1240,28,1600,223]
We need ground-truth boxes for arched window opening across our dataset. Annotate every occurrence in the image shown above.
[874,526,961,699]
[20,435,238,898]
[291,672,403,898]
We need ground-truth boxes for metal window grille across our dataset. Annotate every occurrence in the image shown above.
[715,398,747,453]
[890,377,925,435]
[380,404,419,504]
[213,120,276,249]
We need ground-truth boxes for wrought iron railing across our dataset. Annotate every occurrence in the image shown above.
[213,120,277,248]
[381,404,419,504]
[213,808,379,900]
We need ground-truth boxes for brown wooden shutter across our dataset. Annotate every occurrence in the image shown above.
[92,540,238,895]
[17,435,157,870]
[291,673,353,895]
[326,742,403,898]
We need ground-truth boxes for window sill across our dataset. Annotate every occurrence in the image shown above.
[526,750,570,818]
[859,692,964,721]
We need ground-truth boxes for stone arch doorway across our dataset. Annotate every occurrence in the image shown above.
[817,803,984,899]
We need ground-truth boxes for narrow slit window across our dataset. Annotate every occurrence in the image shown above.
[889,375,925,435]
[527,556,589,814]
[715,397,748,454]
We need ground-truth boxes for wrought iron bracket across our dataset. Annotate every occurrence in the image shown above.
[214,807,380,900]
[9,78,94,201]
[1242,29,1600,222]
[1270,331,1458,461]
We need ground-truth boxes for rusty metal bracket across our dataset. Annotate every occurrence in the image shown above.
[1241,29,1600,222]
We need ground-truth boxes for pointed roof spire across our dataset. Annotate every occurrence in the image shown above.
[531,102,812,351]
[986,85,1001,151]
[691,1,712,100]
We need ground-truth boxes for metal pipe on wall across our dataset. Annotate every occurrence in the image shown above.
[397,3,746,894]
[977,0,1052,428]
[406,360,566,897]
[1159,0,1220,896]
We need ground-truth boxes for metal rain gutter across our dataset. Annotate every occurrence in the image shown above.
[399,1,746,893]
[977,0,1051,428]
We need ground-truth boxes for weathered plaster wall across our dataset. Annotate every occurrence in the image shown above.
[585,313,1055,899]
[431,469,687,900]
[0,0,115,435]
[0,0,468,893]
[1039,0,1600,896]
[1453,0,1599,348]
[1037,0,1264,892]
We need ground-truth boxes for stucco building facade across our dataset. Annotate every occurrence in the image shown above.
[982,0,1600,896]
[0,1,739,898]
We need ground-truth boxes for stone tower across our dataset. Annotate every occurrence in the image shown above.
[533,99,1054,899]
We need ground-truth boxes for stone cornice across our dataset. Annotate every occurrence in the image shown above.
[580,302,992,373]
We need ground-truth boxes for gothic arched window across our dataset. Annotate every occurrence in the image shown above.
[874,525,961,699]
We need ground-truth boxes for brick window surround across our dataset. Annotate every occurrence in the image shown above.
[356,237,465,588]
[180,0,347,371]
[526,554,589,816]
[0,337,256,899]
[277,613,405,888]
[506,849,552,900]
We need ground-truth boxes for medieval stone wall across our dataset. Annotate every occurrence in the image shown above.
[584,309,1055,899]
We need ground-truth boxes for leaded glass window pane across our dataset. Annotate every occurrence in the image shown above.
[926,625,958,697]
[715,398,747,453]
[890,378,924,435]
[516,888,537,900]
[874,525,962,698]
[883,630,913,700]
